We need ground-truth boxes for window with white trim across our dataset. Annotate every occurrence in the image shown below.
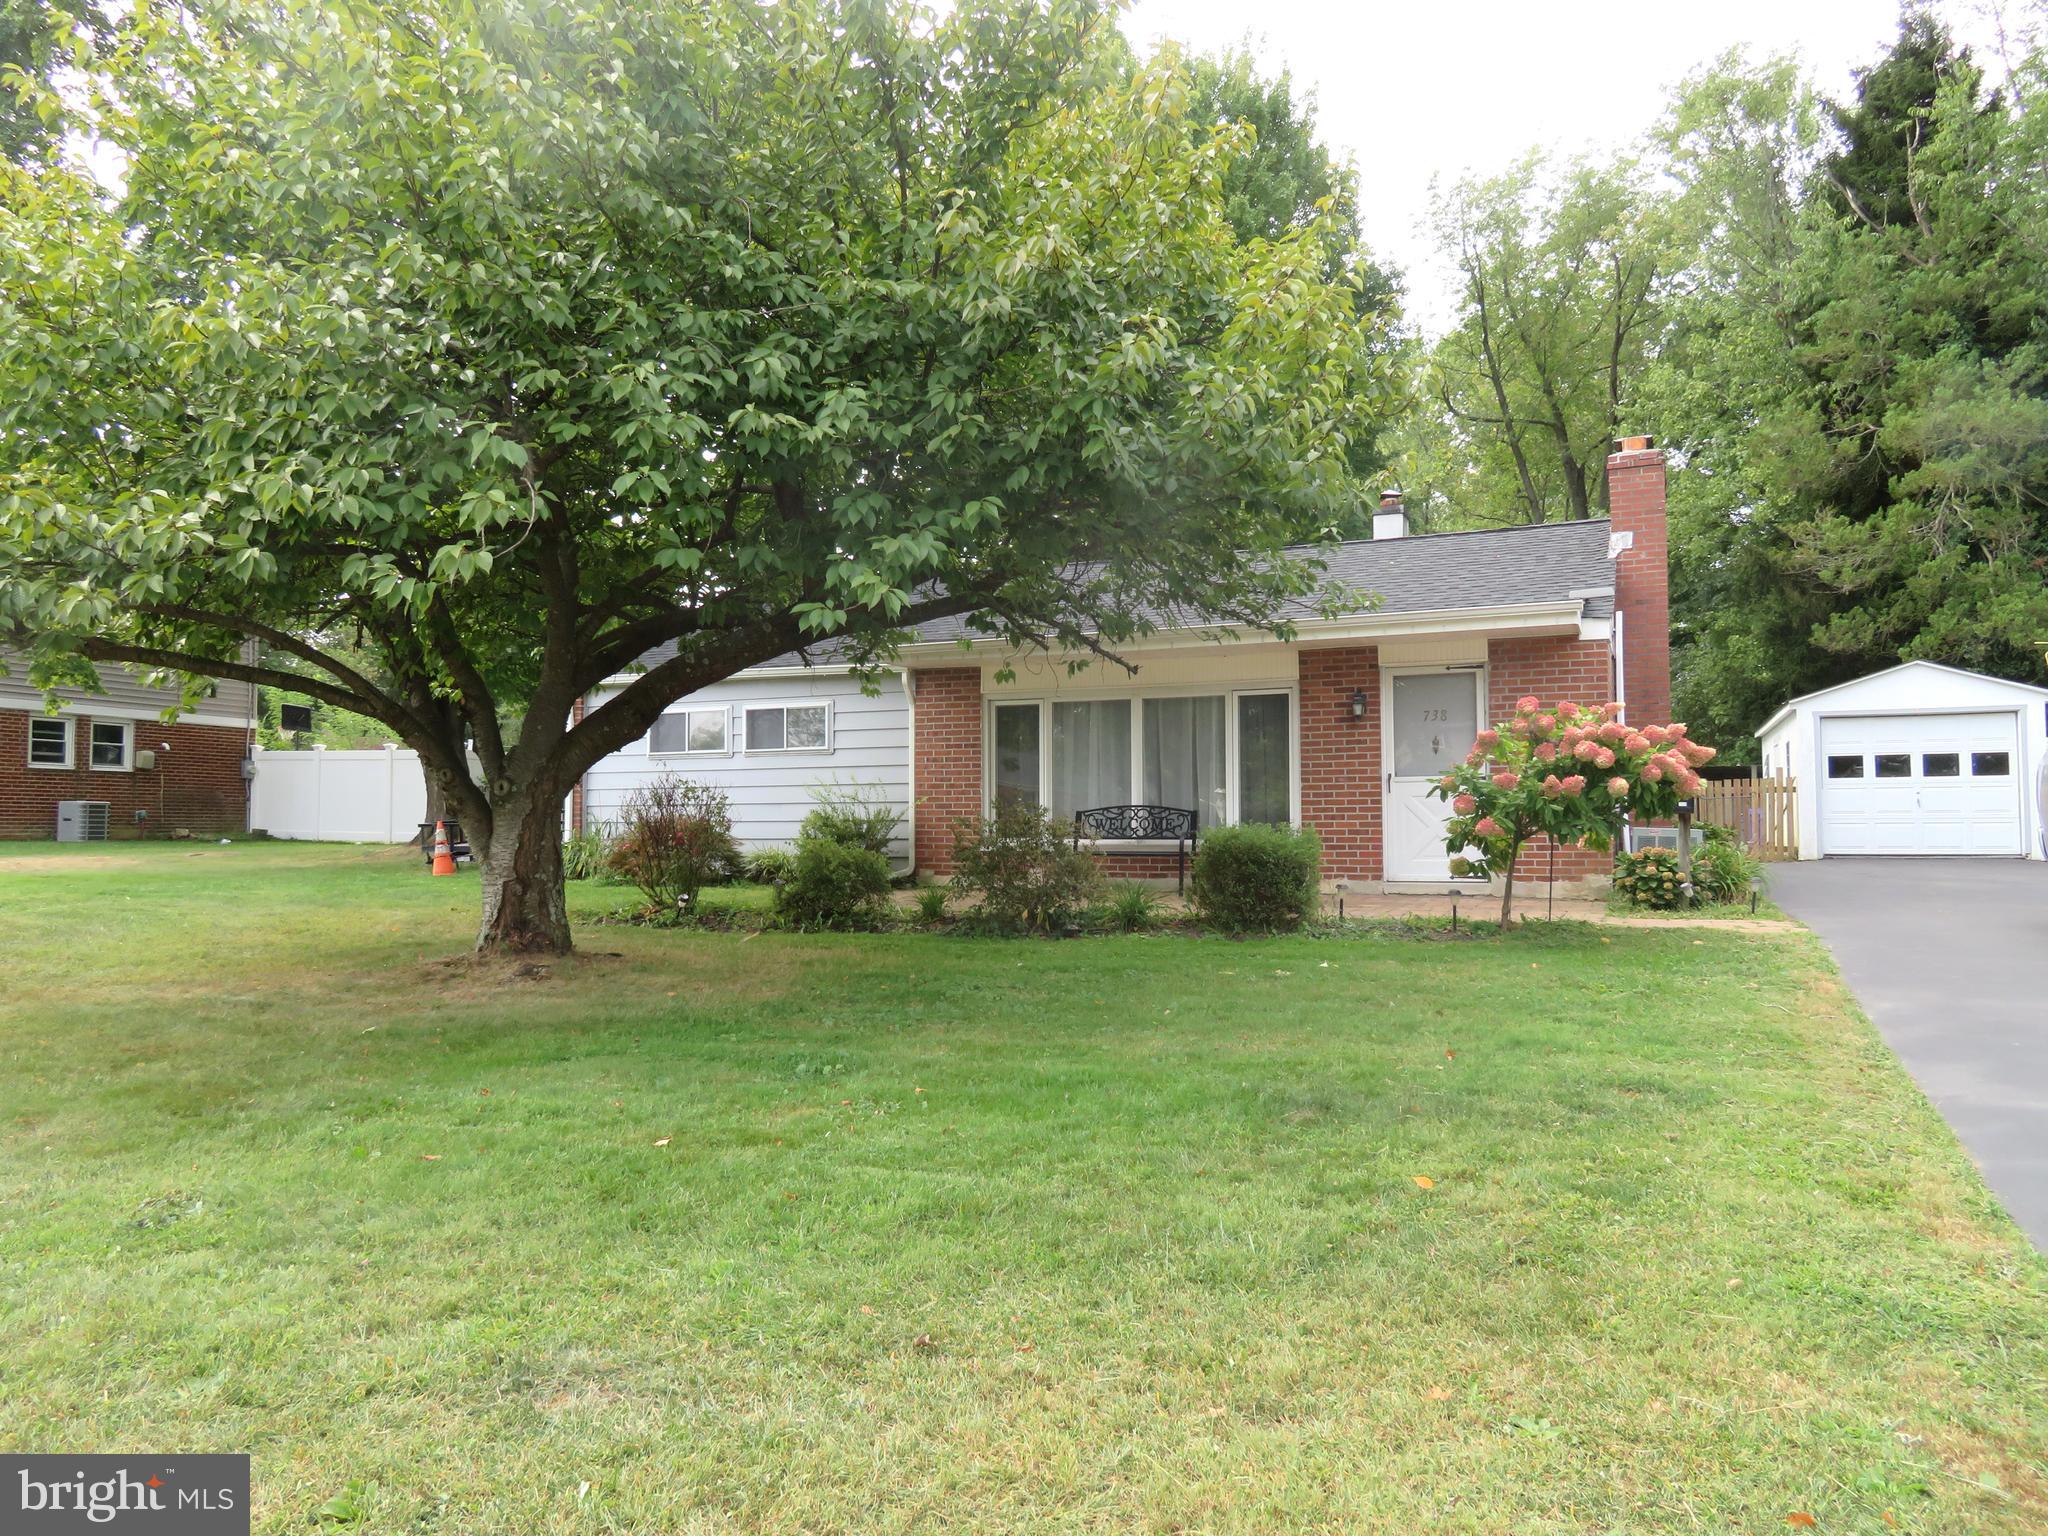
[650,706,729,756]
[89,720,132,770]
[27,716,72,768]
[745,702,830,752]
[988,690,1296,831]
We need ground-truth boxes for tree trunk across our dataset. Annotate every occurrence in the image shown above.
[476,791,572,954]
[1498,838,1520,930]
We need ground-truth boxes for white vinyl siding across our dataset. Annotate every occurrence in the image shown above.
[581,673,907,858]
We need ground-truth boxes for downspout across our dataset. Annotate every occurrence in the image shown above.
[1611,607,1628,721]
[897,669,918,881]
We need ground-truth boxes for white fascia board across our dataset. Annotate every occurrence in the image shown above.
[892,601,1588,663]
[6,699,254,730]
[591,660,886,691]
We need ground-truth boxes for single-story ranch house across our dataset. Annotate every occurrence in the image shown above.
[1,649,257,839]
[578,438,1675,891]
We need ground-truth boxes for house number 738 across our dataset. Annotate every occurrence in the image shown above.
[1418,708,1451,722]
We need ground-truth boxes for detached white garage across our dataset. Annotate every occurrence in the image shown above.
[1757,661,2048,860]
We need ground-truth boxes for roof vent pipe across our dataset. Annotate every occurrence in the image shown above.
[1372,488,1408,540]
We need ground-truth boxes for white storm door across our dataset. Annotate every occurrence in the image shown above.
[1384,669,1482,881]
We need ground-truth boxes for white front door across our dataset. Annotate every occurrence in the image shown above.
[1817,711,2024,855]
[1383,668,1482,881]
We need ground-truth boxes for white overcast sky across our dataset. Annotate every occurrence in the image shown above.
[1118,0,2023,329]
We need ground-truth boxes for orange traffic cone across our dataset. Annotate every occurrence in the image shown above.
[431,819,456,876]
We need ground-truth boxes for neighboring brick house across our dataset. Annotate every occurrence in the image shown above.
[582,438,1672,893]
[0,651,257,839]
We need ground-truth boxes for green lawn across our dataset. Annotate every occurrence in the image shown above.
[1,842,2041,1533]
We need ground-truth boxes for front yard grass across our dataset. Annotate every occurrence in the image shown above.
[1,841,2041,1533]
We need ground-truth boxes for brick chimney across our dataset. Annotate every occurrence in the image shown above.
[1607,435,1670,726]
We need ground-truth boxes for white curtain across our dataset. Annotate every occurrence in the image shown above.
[1143,696,1227,827]
[1049,701,1131,822]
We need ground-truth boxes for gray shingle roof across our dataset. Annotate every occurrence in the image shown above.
[620,518,1615,674]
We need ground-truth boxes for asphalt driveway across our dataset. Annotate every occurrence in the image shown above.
[1772,858,2048,1248]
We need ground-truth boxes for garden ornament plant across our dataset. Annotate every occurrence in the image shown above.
[1431,698,1715,928]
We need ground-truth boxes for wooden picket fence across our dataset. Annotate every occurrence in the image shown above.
[1692,775,1799,860]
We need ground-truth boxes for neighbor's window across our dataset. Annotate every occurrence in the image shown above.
[1873,753,1911,778]
[650,707,728,755]
[745,702,829,752]
[1237,693,1291,825]
[1921,753,1960,777]
[1825,755,1864,779]
[89,720,131,770]
[992,703,1041,807]
[1050,699,1131,822]
[1972,751,2011,777]
[27,717,71,768]
[1142,695,1227,826]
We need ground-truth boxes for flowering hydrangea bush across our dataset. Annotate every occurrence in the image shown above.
[1613,847,1690,909]
[1430,697,1716,926]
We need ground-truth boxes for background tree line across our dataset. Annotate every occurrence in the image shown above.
[1405,4,2048,756]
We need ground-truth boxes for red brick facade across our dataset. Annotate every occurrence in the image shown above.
[1485,635,1617,883]
[909,668,983,874]
[1298,645,1381,880]
[0,710,250,838]
[1609,442,1670,727]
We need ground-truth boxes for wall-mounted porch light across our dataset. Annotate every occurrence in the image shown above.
[1349,688,1368,721]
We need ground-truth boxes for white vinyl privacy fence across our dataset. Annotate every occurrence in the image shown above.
[249,745,428,842]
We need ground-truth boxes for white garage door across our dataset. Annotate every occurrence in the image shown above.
[1818,712,2022,855]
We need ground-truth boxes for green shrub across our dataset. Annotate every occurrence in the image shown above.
[912,884,949,925]
[561,826,613,881]
[607,776,739,915]
[1691,839,1764,904]
[1189,823,1322,932]
[800,785,902,856]
[773,837,893,929]
[950,802,1102,933]
[1102,881,1163,933]
[1613,846,1688,908]
[743,848,796,887]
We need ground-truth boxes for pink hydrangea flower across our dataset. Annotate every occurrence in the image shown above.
[1541,774,1563,798]
[1642,725,1669,745]
[1534,741,1558,763]
[1474,728,1500,749]
[1599,721,1629,744]
[1555,701,1580,719]
[1452,794,1477,814]
[1606,776,1629,797]
[1623,733,1650,754]
[1574,739,1599,761]
[1516,695,1539,713]
[1474,816,1503,838]
[1678,771,1702,794]
[1602,702,1624,720]
[1667,722,1688,739]
[1491,771,1519,790]
[1594,747,1615,769]
[1560,774,1586,796]
[1439,774,1458,790]
[1643,763,1664,782]
[1466,745,1489,765]
[1534,713,1557,736]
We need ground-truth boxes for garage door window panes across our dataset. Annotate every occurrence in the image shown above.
[1874,754,1911,778]
[1972,752,2010,776]
[1826,755,1864,778]
[1922,753,1959,777]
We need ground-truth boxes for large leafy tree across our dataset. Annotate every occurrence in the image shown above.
[1655,16,2048,750]
[0,0,1393,952]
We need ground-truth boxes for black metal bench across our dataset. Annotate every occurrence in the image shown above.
[1073,804,1199,894]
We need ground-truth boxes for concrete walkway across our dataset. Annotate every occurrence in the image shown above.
[1772,858,2048,1248]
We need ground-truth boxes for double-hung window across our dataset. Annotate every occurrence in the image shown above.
[989,690,1294,831]
[28,717,72,768]
[650,706,728,756]
[745,702,830,753]
[89,720,131,771]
